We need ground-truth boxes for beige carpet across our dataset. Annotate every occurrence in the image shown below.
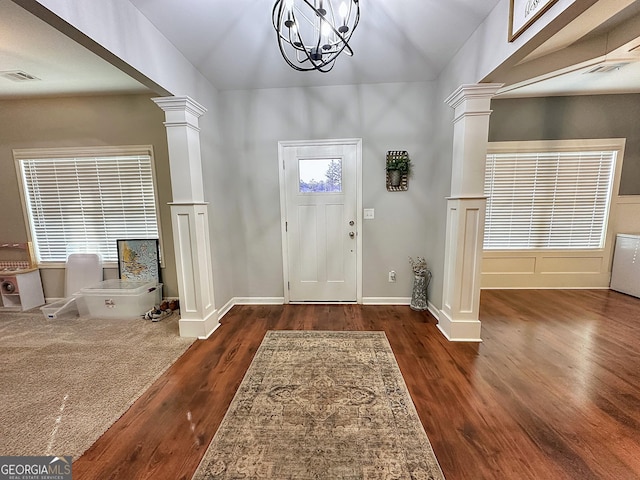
[0,309,194,459]
[193,330,445,480]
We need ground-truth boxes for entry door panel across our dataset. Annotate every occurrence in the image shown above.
[284,143,357,302]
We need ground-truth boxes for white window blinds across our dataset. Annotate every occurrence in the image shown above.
[484,150,616,250]
[18,150,159,263]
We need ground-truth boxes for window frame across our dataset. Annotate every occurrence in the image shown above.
[13,145,164,269]
[484,138,626,253]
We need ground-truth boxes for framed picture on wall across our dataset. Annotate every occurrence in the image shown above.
[117,239,161,282]
[509,0,559,41]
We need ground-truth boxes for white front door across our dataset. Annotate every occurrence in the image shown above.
[279,139,361,302]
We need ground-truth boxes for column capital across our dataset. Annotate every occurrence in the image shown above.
[153,96,207,116]
[152,95,206,203]
[153,96,207,130]
[445,83,504,110]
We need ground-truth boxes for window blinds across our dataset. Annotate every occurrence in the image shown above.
[484,150,616,250]
[19,154,159,263]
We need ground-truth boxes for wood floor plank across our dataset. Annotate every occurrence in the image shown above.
[72,290,640,479]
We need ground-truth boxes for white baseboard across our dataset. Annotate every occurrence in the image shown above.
[480,286,610,290]
[436,309,482,342]
[217,298,236,320]
[427,301,440,321]
[362,297,411,305]
[178,308,220,339]
[216,297,285,323]
[362,298,442,323]
[234,297,285,305]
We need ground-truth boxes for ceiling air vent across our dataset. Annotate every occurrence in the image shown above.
[585,62,630,74]
[0,70,41,82]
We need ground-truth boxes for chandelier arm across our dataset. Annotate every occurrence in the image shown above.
[318,14,357,50]
[294,2,319,30]
[277,0,359,49]
[275,4,317,54]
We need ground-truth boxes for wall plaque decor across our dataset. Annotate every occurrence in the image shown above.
[386,150,410,192]
[509,0,559,41]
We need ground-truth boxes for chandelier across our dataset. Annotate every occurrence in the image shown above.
[272,0,360,72]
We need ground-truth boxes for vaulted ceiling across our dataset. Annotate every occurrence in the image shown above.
[127,0,502,90]
[0,0,639,99]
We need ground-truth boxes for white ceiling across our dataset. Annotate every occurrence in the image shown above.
[128,0,501,90]
[0,0,639,99]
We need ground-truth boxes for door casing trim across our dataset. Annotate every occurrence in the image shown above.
[278,138,363,304]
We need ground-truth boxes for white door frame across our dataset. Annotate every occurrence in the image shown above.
[278,138,363,304]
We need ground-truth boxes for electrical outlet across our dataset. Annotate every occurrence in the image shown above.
[388,270,396,283]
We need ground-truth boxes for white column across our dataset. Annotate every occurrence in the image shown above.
[439,84,502,342]
[153,96,218,339]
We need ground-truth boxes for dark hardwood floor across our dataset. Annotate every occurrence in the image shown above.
[73,289,640,479]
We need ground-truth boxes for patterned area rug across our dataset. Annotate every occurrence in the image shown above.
[0,310,194,459]
[193,330,445,479]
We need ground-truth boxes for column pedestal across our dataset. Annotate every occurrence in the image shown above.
[438,197,486,342]
[170,202,218,338]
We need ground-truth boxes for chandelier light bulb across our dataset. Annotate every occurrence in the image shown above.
[272,0,360,73]
[339,2,348,18]
[321,21,331,38]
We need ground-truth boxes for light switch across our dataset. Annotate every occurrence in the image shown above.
[364,208,375,220]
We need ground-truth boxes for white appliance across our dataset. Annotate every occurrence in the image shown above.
[610,233,640,299]
[41,253,103,319]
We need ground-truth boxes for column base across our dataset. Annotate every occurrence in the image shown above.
[437,309,482,342]
[179,309,220,339]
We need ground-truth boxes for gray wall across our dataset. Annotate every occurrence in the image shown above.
[489,94,640,195]
[220,82,442,302]
[199,88,237,310]
[0,94,178,299]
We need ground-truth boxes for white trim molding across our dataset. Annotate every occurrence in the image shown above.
[362,297,411,305]
[234,297,286,305]
[216,297,285,314]
[179,313,220,340]
[216,297,285,323]
[436,316,483,343]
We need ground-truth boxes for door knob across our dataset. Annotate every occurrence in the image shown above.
[349,220,355,226]
[349,232,355,238]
